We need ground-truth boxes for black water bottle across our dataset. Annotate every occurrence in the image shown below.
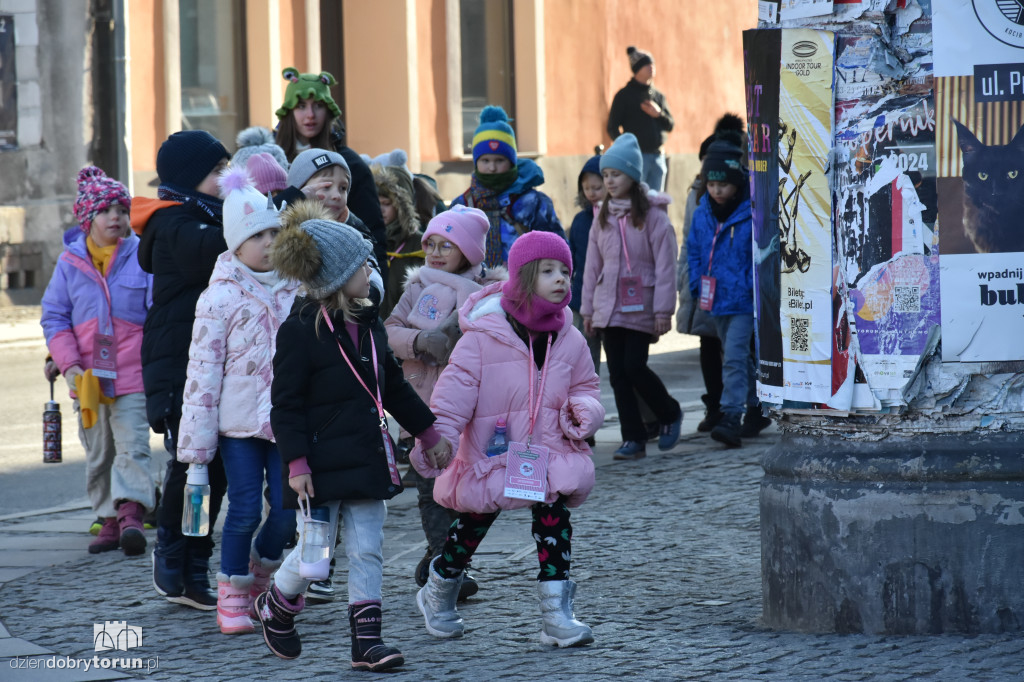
[43,378,62,463]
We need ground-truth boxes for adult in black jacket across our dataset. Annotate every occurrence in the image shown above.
[607,46,675,192]
[134,129,230,611]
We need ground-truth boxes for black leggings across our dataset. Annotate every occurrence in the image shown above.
[603,326,681,442]
[434,498,573,581]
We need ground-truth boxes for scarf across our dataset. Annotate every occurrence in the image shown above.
[500,287,568,334]
[474,167,519,192]
[467,171,520,269]
[710,191,743,223]
[86,236,117,276]
[233,254,282,292]
[157,183,224,223]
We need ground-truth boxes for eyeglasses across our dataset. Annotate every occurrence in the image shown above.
[423,240,454,255]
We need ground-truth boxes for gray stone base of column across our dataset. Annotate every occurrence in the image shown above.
[761,431,1024,634]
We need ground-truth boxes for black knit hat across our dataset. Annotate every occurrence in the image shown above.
[701,139,747,187]
[627,46,653,74]
[156,130,230,191]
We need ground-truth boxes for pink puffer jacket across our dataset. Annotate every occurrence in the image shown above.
[384,265,506,405]
[411,282,604,513]
[580,192,677,334]
[177,252,299,463]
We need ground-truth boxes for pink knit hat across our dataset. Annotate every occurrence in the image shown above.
[500,231,572,332]
[246,152,288,194]
[422,205,489,267]
[73,166,131,234]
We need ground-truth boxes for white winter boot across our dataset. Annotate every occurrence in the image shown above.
[538,580,594,647]
[415,557,465,638]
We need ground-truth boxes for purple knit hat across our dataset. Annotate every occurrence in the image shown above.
[501,231,572,332]
[73,166,131,234]
[246,152,288,194]
[422,205,489,267]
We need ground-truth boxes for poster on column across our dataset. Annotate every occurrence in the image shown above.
[934,0,1024,366]
[744,29,784,405]
[778,28,835,403]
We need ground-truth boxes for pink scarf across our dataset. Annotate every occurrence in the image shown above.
[500,286,569,333]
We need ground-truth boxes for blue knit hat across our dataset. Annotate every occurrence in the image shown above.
[578,155,602,191]
[472,106,517,166]
[600,133,643,183]
[156,130,230,191]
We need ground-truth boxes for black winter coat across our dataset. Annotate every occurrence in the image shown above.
[606,79,674,153]
[137,202,226,434]
[271,298,435,508]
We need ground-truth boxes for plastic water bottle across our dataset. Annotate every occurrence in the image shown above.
[299,498,332,580]
[485,418,508,457]
[182,463,210,537]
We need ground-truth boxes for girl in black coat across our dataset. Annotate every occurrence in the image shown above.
[253,200,450,672]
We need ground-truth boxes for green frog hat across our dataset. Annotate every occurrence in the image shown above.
[275,68,342,120]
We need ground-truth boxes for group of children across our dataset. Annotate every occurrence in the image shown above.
[40,65,767,671]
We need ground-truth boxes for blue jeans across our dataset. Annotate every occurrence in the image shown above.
[641,151,667,192]
[274,499,387,604]
[219,437,296,577]
[712,314,757,416]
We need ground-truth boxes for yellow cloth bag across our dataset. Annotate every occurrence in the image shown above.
[74,369,115,429]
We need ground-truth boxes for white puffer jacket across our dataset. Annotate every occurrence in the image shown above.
[177,252,299,463]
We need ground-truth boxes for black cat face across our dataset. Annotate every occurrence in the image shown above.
[953,118,1024,205]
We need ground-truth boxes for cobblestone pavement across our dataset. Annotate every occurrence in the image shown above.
[3,429,1022,681]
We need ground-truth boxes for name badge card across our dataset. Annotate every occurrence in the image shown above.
[504,440,550,502]
[619,275,644,312]
[699,275,717,312]
[92,333,118,379]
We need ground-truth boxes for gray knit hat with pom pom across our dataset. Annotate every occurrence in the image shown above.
[231,126,290,173]
[271,200,371,299]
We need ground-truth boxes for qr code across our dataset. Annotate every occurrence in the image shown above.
[790,316,809,353]
[893,285,920,313]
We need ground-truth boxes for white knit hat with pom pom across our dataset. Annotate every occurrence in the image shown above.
[219,166,283,252]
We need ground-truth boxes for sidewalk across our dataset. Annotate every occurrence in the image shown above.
[1,331,1020,680]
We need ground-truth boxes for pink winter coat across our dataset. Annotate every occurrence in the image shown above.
[580,193,678,335]
[411,282,604,513]
[384,265,506,405]
[177,252,299,463]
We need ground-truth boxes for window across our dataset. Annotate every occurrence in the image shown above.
[459,0,515,155]
[178,0,247,149]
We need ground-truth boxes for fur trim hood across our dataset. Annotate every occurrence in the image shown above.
[374,165,419,246]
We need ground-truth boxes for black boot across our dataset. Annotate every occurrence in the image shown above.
[697,394,723,433]
[740,404,772,438]
[710,412,743,448]
[151,532,185,598]
[255,585,304,659]
[167,552,217,610]
[349,601,404,672]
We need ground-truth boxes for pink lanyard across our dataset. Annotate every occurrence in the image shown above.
[525,334,553,445]
[320,306,402,485]
[706,222,725,276]
[616,216,635,276]
[388,240,406,264]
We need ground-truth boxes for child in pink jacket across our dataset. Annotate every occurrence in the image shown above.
[384,205,504,595]
[176,168,299,635]
[580,132,682,461]
[411,231,603,648]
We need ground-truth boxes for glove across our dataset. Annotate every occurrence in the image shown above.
[437,311,463,361]
[414,329,453,364]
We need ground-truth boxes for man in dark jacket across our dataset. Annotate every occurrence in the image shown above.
[606,45,675,192]
[134,129,230,611]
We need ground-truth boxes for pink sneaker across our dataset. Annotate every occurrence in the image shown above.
[217,573,255,635]
[88,517,119,554]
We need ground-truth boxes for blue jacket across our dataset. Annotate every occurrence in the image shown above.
[452,159,565,267]
[686,193,753,316]
[568,207,594,312]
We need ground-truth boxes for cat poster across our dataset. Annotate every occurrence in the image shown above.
[934,0,1024,365]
